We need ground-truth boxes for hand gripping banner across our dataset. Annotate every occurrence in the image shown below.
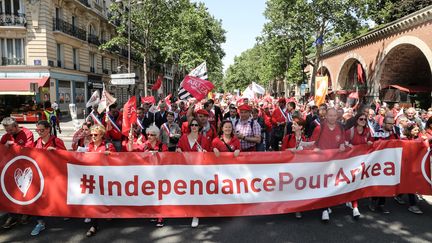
[0,140,431,218]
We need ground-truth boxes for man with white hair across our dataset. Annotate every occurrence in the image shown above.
[406,107,422,129]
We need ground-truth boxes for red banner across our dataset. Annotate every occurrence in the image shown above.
[122,96,137,136]
[181,75,214,101]
[141,96,156,105]
[0,141,430,218]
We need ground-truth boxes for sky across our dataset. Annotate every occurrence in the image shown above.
[195,0,267,72]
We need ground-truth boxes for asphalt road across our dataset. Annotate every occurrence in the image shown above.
[1,198,432,243]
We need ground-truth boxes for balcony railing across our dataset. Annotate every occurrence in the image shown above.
[53,18,87,41]
[78,0,90,7]
[0,13,26,26]
[1,57,25,65]
[88,34,100,46]
[103,69,109,74]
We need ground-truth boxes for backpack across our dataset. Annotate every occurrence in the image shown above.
[44,110,57,127]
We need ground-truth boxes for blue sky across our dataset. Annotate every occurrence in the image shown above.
[195,0,267,72]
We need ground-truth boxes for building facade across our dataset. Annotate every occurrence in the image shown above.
[0,0,146,119]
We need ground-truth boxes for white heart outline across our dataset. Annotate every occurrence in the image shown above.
[14,167,33,197]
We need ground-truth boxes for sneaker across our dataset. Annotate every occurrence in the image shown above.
[345,202,353,209]
[321,210,330,222]
[63,218,70,221]
[353,207,361,220]
[377,205,390,214]
[30,223,45,236]
[417,194,425,201]
[156,218,164,227]
[191,217,199,228]
[408,205,423,214]
[2,217,17,229]
[86,226,97,237]
[84,218,91,223]
[295,212,302,219]
[394,196,406,205]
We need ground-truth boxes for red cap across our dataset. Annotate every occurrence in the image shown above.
[238,104,252,111]
[278,98,286,104]
[196,109,209,116]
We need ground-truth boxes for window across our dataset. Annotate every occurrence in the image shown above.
[55,7,62,19]
[89,52,95,73]
[56,43,63,67]
[71,16,77,31]
[1,0,24,15]
[0,38,24,65]
[72,48,78,70]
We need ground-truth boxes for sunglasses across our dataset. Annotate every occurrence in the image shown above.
[91,134,100,137]
[147,133,156,136]
[35,129,46,133]
[190,123,199,127]
[358,118,366,121]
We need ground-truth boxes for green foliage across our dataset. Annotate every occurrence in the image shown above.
[101,0,226,91]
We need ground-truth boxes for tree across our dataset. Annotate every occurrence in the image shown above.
[102,0,226,96]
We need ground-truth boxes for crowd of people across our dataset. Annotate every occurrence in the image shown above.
[1,94,432,237]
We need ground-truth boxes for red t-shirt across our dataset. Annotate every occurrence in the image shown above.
[122,136,146,152]
[345,127,373,145]
[312,123,345,150]
[138,141,168,152]
[88,141,116,152]
[0,127,34,148]
[177,134,211,152]
[211,136,241,152]
[281,134,307,150]
[34,135,66,150]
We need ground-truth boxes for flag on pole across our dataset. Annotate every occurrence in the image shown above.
[164,93,172,107]
[188,62,208,79]
[357,63,364,84]
[314,76,328,107]
[141,96,156,105]
[122,96,137,136]
[86,90,100,108]
[178,62,208,100]
[97,85,117,113]
[152,75,163,91]
[178,75,214,101]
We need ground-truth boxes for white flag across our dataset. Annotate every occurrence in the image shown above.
[86,90,100,108]
[97,85,117,113]
[188,62,208,80]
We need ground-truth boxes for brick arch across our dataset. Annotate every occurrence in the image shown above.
[375,36,432,90]
[316,65,333,88]
[335,53,367,90]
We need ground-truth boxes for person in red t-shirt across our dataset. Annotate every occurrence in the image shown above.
[176,118,210,228]
[34,120,66,150]
[31,120,66,236]
[72,122,92,151]
[127,125,168,153]
[0,117,35,229]
[312,108,346,151]
[86,124,116,237]
[212,120,240,157]
[344,113,374,220]
[0,117,34,148]
[177,118,210,152]
[281,117,309,151]
[310,108,346,222]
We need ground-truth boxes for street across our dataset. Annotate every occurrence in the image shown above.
[1,198,432,243]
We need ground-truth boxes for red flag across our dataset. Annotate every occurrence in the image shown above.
[164,93,172,106]
[151,75,163,91]
[141,96,156,105]
[181,75,214,101]
[357,64,364,84]
[122,96,137,136]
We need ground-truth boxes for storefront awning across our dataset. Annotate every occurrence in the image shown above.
[383,84,432,93]
[0,77,49,95]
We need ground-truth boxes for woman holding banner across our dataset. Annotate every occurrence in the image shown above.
[176,118,211,228]
[127,125,168,152]
[345,113,374,220]
[212,120,240,157]
[124,124,147,152]
[30,120,66,236]
[86,125,116,237]
[72,121,93,151]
